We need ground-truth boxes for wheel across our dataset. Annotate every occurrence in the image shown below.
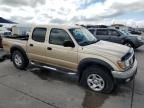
[80,66,114,93]
[12,50,29,70]
[124,41,134,48]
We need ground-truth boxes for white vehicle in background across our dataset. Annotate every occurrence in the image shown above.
[12,24,32,37]
[0,27,11,37]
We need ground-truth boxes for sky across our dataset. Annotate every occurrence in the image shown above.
[0,0,144,27]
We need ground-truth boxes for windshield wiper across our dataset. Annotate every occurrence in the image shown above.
[89,39,99,44]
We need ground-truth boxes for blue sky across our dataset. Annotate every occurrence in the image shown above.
[0,0,144,27]
[115,11,144,20]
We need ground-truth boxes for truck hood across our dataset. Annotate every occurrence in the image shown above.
[82,40,130,58]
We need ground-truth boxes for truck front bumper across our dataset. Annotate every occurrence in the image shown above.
[112,60,137,82]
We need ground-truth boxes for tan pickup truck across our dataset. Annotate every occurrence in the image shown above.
[2,25,137,93]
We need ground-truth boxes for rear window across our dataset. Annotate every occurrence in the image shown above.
[96,29,108,35]
[32,28,47,42]
[108,29,120,36]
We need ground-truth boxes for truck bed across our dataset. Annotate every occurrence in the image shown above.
[4,35,29,40]
[2,36,28,54]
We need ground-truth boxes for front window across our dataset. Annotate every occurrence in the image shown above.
[69,28,98,46]
[49,28,72,46]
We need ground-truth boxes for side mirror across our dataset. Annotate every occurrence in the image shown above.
[63,41,75,48]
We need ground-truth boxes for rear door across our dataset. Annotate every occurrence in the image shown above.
[27,27,47,62]
[96,29,109,41]
[108,29,123,43]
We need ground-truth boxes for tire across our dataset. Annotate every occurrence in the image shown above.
[123,41,134,48]
[12,50,29,70]
[80,66,114,93]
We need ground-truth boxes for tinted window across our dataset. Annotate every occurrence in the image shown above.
[89,29,95,34]
[49,28,72,45]
[96,29,108,35]
[109,29,120,36]
[32,28,46,42]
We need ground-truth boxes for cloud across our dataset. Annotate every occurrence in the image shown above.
[0,0,144,27]
[50,18,66,24]
[109,0,144,12]
[10,16,33,23]
[0,6,11,12]
[0,0,28,6]
[77,0,105,9]
[0,0,46,7]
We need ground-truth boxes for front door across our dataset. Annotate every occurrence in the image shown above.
[96,29,109,41]
[45,28,78,71]
[108,29,123,43]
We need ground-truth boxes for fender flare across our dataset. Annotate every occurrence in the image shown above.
[78,58,114,80]
[10,45,28,60]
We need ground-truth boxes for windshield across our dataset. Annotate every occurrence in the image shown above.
[120,30,131,35]
[69,28,98,46]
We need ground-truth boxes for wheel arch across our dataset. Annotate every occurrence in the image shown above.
[78,58,114,81]
[10,45,28,61]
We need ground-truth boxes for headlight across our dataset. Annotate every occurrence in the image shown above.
[117,60,130,70]
[137,36,142,41]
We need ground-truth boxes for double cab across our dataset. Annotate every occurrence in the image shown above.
[2,25,137,93]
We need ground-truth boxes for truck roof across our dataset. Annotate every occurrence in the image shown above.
[32,24,81,29]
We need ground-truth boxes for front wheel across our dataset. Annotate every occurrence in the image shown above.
[12,50,29,70]
[80,66,114,93]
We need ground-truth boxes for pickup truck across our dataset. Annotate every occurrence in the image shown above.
[2,25,137,93]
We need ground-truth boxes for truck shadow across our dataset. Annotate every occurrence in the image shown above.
[82,90,109,108]
[0,58,5,62]
[82,82,133,108]
[0,50,9,63]
[29,66,78,84]
[28,65,133,108]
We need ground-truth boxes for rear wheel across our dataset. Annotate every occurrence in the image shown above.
[12,50,29,70]
[80,66,114,93]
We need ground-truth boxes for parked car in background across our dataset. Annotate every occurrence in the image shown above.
[129,30,142,35]
[0,28,11,37]
[0,35,2,48]
[2,25,137,93]
[12,24,32,37]
[88,28,144,49]
[0,28,12,48]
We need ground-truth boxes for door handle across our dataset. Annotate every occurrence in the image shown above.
[47,47,52,50]
[30,44,33,47]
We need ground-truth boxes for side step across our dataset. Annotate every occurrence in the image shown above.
[31,62,77,76]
